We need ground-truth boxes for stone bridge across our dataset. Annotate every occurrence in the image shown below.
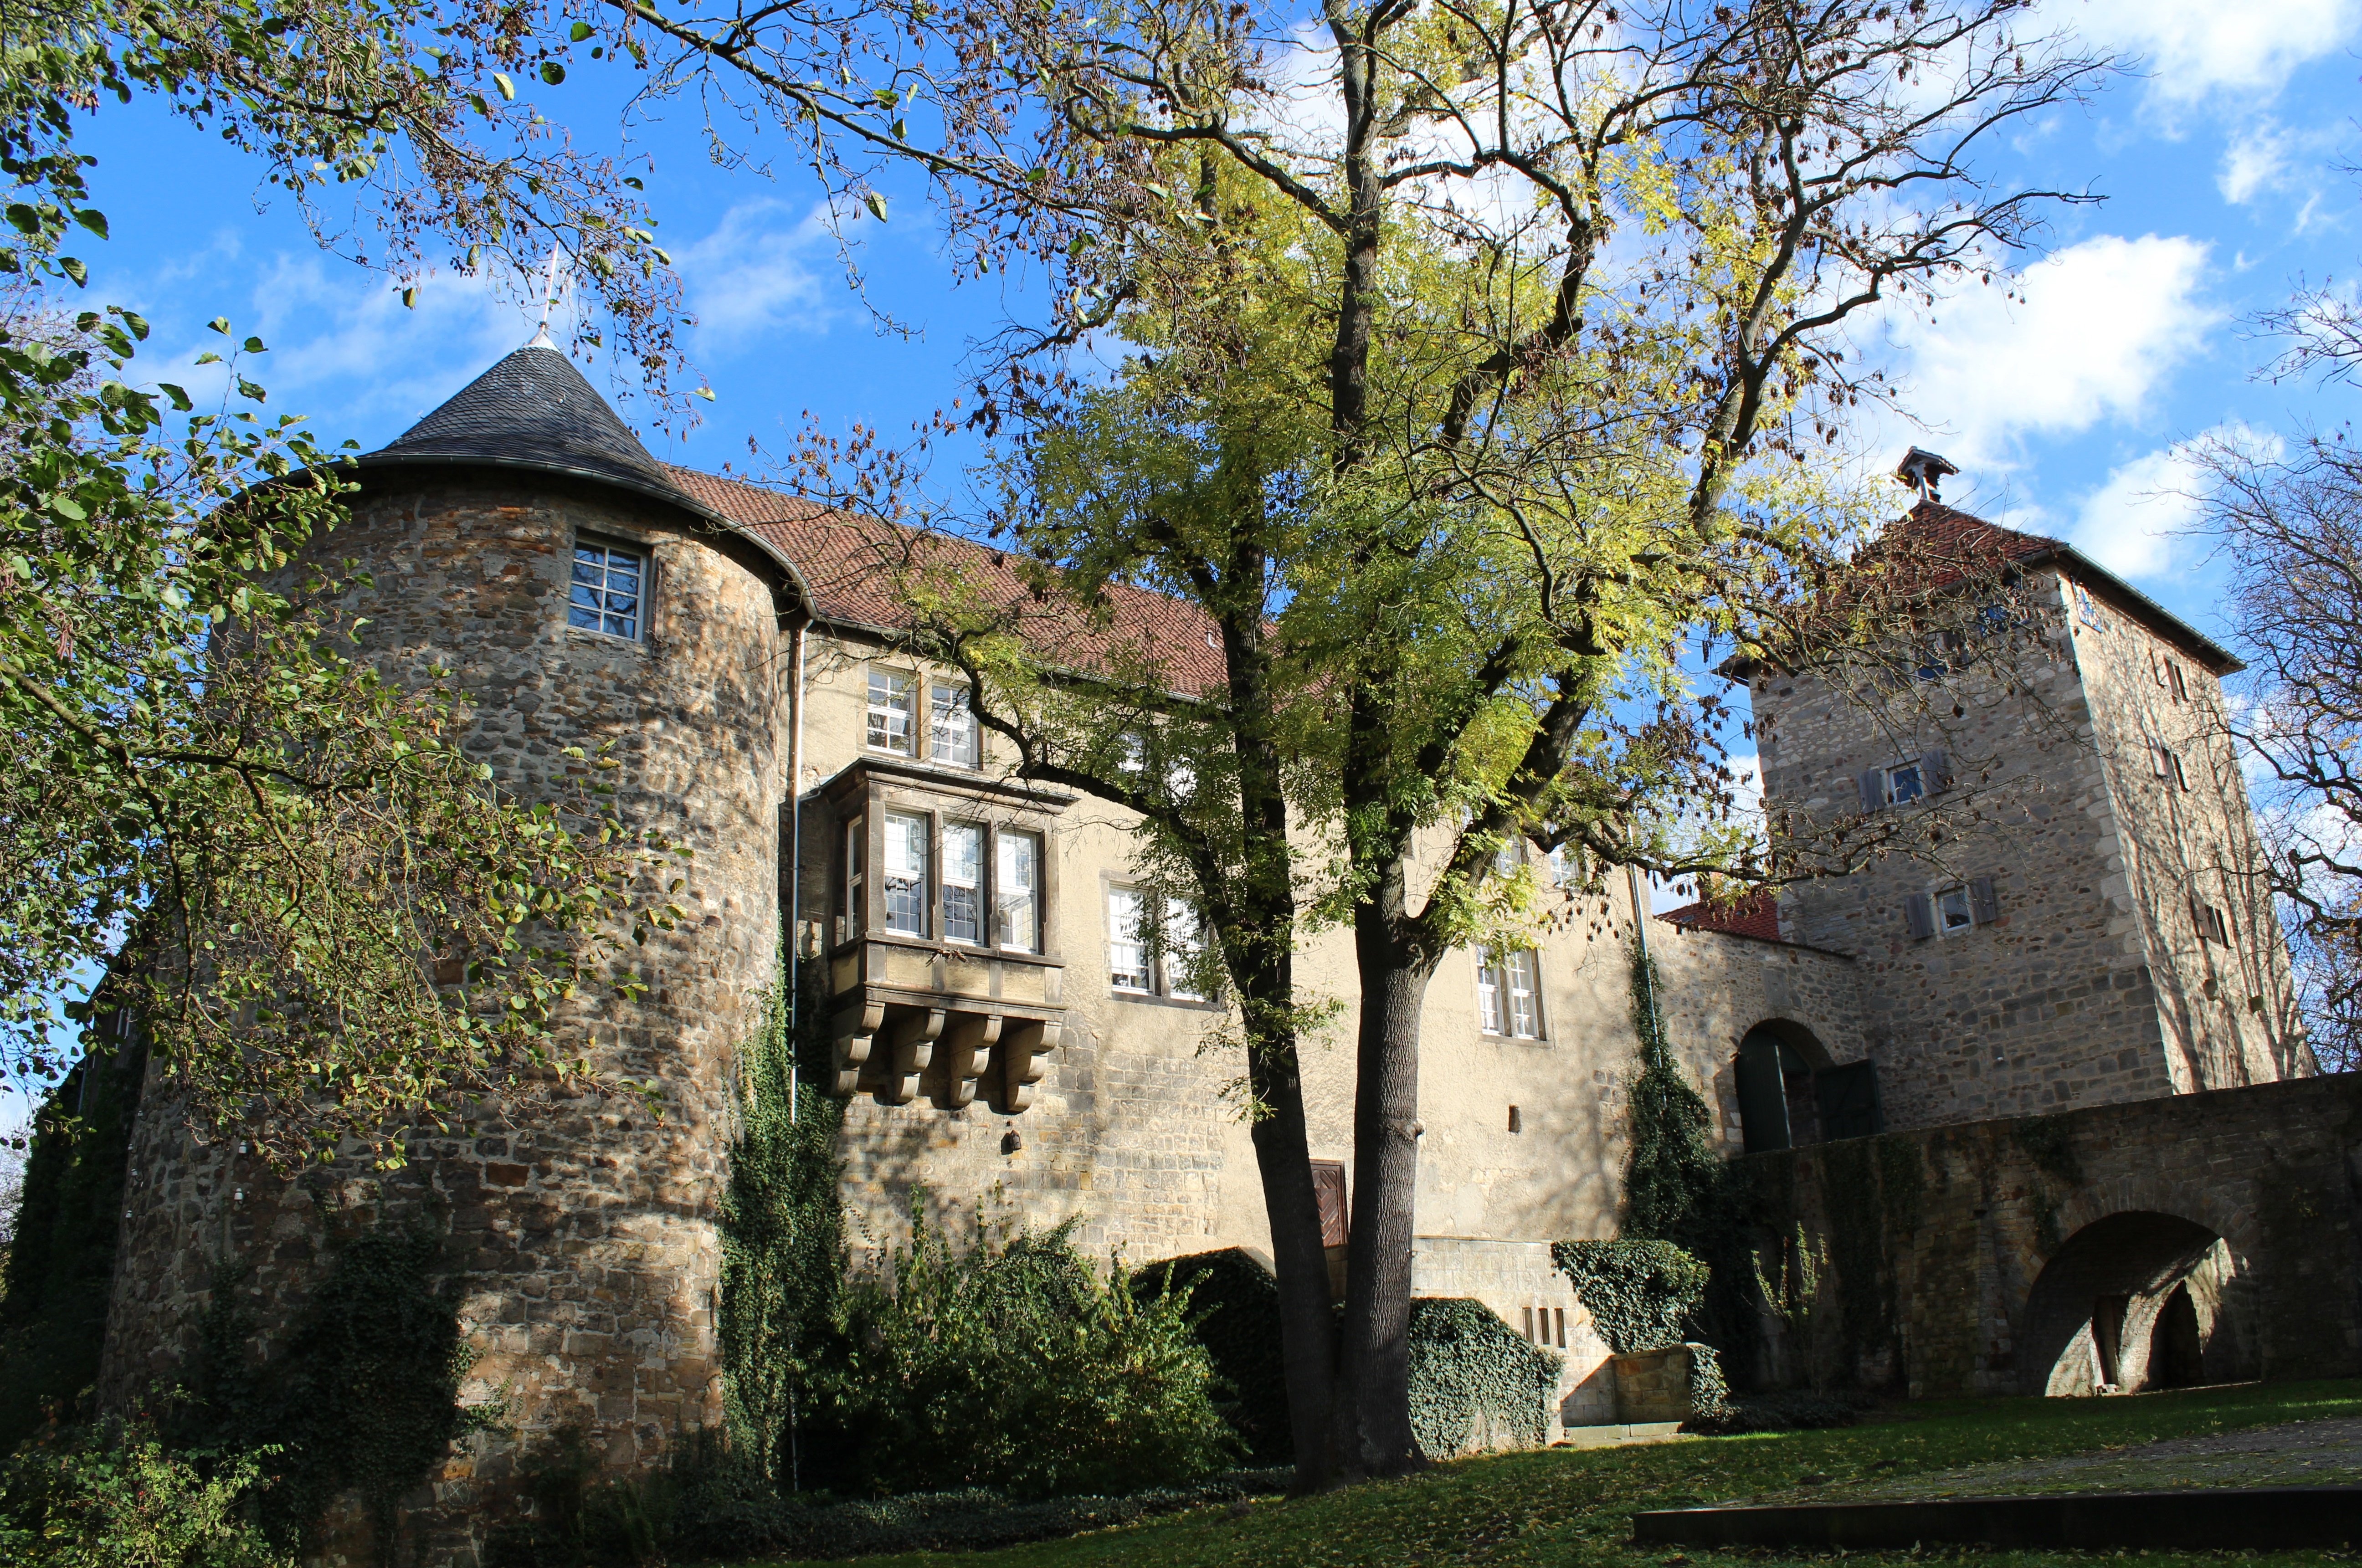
[1742,1073,2362,1397]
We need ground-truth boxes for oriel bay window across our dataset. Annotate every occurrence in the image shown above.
[823,761,1070,1116]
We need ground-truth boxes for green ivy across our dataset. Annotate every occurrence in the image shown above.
[1618,944,1721,1243]
[2012,1115,2084,1186]
[715,971,847,1491]
[1549,1239,1707,1354]
[1405,1298,1560,1457]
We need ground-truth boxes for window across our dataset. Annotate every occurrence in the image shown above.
[868,670,914,755]
[2075,583,2107,631]
[997,830,1041,953]
[1494,839,1521,878]
[568,539,645,639]
[932,683,978,768]
[2160,658,2189,702]
[1165,902,1207,1000]
[882,812,929,937]
[1905,876,1998,940]
[942,822,984,943]
[1107,888,1210,999]
[1107,886,1151,992]
[841,817,865,938]
[1476,947,1543,1039]
[2170,752,2189,791]
[2192,895,2230,946]
[1884,761,1924,804]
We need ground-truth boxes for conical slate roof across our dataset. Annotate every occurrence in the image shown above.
[359,342,713,519]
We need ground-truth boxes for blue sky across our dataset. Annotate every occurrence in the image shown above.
[9,0,2361,1130]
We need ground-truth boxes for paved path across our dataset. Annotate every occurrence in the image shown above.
[1756,1416,2362,1503]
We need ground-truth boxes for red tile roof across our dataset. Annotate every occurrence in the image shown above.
[1658,889,1781,942]
[668,465,1232,693]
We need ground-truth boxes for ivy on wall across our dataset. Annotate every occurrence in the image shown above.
[1619,944,1722,1244]
[1550,1240,1707,1355]
[714,974,848,1491]
[1405,1298,1560,1457]
[1130,1250,1291,1465]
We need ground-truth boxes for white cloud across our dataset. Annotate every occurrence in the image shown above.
[2069,443,2207,576]
[1893,234,2217,467]
[681,198,845,349]
[2060,0,2360,108]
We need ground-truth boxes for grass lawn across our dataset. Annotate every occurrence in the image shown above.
[725,1379,2362,1568]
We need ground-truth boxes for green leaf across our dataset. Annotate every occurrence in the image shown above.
[570,20,594,39]
[74,208,107,239]
[57,256,86,285]
[540,61,565,85]
[493,72,516,100]
[158,382,192,410]
[863,190,889,223]
[241,335,267,353]
[209,317,231,334]
[194,352,221,365]
[235,376,267,403]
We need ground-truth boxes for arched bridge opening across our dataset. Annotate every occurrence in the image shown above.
[1732,1020,1882,1153]
[2020,1210,2254,1396]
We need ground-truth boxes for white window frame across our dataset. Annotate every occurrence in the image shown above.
[868,669,915,756]
[568,537,647,641]
[881,811,930,937]
[1882,760,1926,806]
[1934,886,1974,938]
[841,816,866,939]
[1475,947,1544,1040]
[931,683,979,768]
[1107,886,1152,993]
[941,821,984,945]
[1164,901,1208,1000]
[996,829,1042,954]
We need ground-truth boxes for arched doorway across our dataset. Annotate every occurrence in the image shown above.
[1732,1023,1880,1153]
[2021,1211,2252,1395]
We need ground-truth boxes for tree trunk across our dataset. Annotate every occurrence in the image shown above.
[1331,867,1436,1477]
[1239,1007,1341,1490]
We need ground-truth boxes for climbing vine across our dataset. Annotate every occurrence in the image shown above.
[1405,1298,1560,1457]
[1619,943,1722,1244]
[715,968,847,1491]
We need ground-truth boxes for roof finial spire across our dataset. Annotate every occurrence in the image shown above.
[526,245,568,349]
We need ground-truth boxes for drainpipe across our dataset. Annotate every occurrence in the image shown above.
[786,615,808,1112]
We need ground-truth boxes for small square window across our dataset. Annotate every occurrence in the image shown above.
[1936,887,1974,934]
[868,670,914,755]
[1475,948,1543,1039]
[1107,886,1151,993]
[569,540,645,640]
[1884,762,1924,805]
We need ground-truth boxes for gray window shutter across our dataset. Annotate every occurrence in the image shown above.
[1858,769,1884,812]
[1969,876,1999,925]
[1921,748,1950,795]
[1904,893,1936,940]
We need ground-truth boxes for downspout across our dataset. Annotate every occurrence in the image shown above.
[786,613,809,1110]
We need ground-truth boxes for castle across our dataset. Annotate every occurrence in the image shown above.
[91,343,2320,1561]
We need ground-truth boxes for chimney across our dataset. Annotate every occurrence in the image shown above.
[1895,447,1959,503]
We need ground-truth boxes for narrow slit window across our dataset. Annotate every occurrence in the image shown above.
[997,830,1041,953]
[932,683,978,768]
[942,822,983,944]
[881,811,929,937]
[569,539,645,640]
[1107,886,1151,992]
[868,670,914,755]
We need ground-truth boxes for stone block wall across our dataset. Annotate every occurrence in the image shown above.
[98,475,791,1566]
[1754,570,2183,1128]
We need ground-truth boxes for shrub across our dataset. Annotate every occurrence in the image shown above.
[1131,1249,1291,1464]
[1406,1298,1560,1458]
[0,1412,291,1568]
[818,1200,1239,1498]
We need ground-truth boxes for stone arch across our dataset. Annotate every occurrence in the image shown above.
[2019,1210,2254,1396]
[1730,1020,1880,1152]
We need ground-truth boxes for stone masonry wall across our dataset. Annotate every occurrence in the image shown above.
[2061,585,2311,1087]
[1756,570,2180,1128]
[1745,1072,2362,1398]
[99,474,790,1567]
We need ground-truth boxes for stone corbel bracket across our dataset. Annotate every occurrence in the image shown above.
[990,1016,1061,1113]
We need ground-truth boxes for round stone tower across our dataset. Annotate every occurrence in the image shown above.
[98,343,801,1564]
